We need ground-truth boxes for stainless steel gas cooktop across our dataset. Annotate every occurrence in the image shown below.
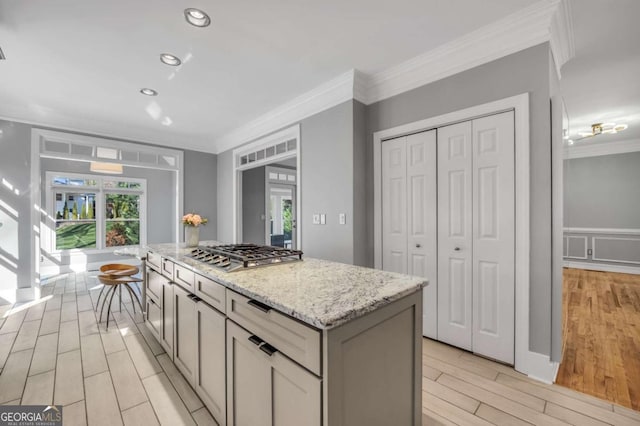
[188,244,303,272]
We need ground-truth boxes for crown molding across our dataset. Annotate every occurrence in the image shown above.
[361,0,561,104]
[213,0,571,153]
[550,0,576,78]
[213,70,356,154]
[564,138,640,159]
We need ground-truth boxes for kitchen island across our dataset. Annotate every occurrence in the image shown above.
[143,242,426,426]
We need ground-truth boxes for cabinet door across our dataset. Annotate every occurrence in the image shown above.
[271,342,321,426]
[160,280,174,358]
[146,297,161,339]
[226,320,321,426]
[227,320,271,426]
[173,285,197,385]
[196,302,226,425]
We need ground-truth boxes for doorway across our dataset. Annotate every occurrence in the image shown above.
[233,124,301,248]
[379,111,515,365]
[373,94,539,377]
[557,141,640,410]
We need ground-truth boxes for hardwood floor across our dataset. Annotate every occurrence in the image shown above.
[556,268,640,411]
[1,271,639,425]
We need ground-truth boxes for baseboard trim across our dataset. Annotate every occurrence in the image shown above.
[521,350,558,384]
[563,261,640,275]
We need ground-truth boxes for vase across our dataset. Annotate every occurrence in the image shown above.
[185,226,200,247]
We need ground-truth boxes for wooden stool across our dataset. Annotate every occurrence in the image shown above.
[95,264,143,330]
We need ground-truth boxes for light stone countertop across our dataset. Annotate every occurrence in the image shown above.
[145,241,427,330]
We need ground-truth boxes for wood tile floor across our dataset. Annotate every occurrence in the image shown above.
[556,268,640,411]
[1,271,639,425]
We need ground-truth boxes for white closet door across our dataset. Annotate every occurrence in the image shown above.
[472,111,515,364]
[406,131,437,338]
[437,121,473,351]
[382,136,408,274]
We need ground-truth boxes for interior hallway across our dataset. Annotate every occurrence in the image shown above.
[556,268,640,411]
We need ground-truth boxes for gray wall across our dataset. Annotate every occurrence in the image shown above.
[217,100,359,264]
[353,100,368,266]
[564,152,640,228]
[365,43,554,356]
[549,51,564,363]
[0,120,33,302]
[184,150,218,241]
[242,166,265,244]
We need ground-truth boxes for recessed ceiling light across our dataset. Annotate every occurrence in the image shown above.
[184,8,211,27]
[140,88,158,96]
[160,53,181,66]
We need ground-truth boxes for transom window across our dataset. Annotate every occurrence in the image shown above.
[47,172,146,251]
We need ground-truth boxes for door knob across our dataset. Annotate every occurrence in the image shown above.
[454,247,461,251]
[416,243,421,248]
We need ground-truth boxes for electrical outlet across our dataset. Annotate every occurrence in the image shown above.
[587,249,593,256]
[320,214,326,225]
[312,214,320,225]
[339,213,346,225]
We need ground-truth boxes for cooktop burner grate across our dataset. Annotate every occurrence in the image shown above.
[188,244,303,271]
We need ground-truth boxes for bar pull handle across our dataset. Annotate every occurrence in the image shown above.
[247,299,272,313]
[259,343,277,356]
[248,335,263,346]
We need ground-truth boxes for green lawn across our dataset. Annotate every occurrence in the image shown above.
[56,222,96,250]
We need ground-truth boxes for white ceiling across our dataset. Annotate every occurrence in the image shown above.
[560,0,640,148]
[0,0,535,153]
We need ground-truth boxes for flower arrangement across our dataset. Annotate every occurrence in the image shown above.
[182,213,208,227]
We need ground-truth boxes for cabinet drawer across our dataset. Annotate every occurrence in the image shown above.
[195,274,226,314]
[147,251,161,272]
[174,264,195,292]
[146,297,161,339]
[226,291,321,375]
[146,268,163,302]
[161,258,174,281]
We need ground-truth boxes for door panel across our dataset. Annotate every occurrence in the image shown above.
[382,137,407,274]
[226,321,271,426]
[173,285,196,384]
[472,111,515,364]
[405,131,437,339]
[437,121,473,351]
[196,302,226,425]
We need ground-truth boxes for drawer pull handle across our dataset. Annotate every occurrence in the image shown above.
[248,335,263,346]
[259,343,277,356]
[247,299,271,313]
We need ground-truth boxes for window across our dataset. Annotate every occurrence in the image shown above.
[48,173,146,251]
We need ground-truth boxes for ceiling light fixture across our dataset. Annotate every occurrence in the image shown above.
[90,162,123,175]
[184,8,211,27]
[576,122,628,140]
[140,88,158,96]
[160,53,181,66]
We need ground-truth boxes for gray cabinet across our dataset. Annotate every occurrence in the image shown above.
[160,279,174,358]
[195,302,226,425]
[173,285,197,384]
[146,296,161,339]
[226,320,321,426]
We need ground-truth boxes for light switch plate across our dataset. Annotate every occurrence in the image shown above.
[312,214,320,225]
[320,214,326,225]
[339,213,346,225]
